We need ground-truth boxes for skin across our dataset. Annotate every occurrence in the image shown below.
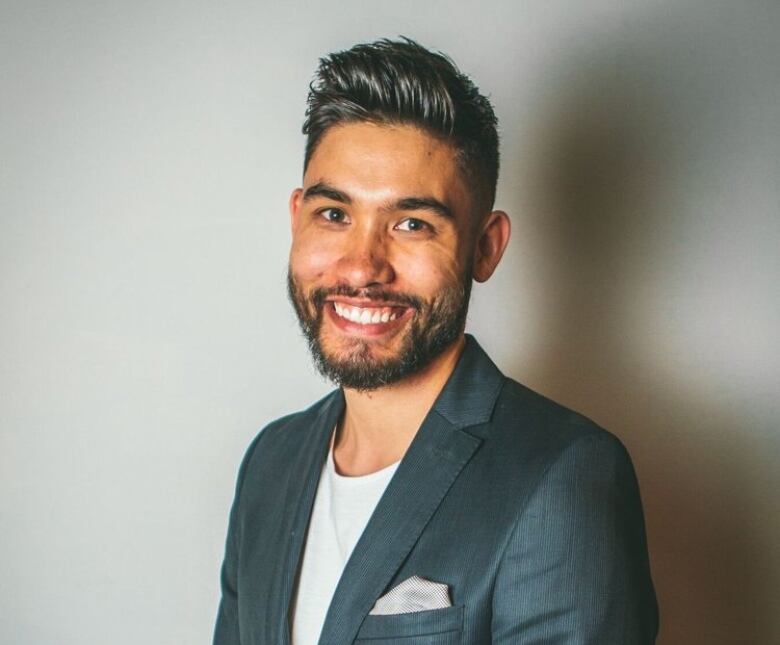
[289,122,510,476]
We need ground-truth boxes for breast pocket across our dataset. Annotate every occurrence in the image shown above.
[354,605,463,644]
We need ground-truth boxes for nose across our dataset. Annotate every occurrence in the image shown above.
[334,227,395,288]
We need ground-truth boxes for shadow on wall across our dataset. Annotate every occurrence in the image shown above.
[510,6,777,645]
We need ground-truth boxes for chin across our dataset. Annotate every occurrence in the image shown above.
[313,329,418,390]
[320,330,404,363]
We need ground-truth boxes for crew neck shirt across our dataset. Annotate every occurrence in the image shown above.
[291,437,400,645]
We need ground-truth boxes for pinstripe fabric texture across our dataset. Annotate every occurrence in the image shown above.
[213,335,659,644]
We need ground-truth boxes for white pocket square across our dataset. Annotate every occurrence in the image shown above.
[369,575,452,615]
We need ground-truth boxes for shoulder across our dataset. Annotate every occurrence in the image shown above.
[244,388,340,454]
[492,376,627,456]
[478,376,638,509]
[488,378,649,555]
[234,389,340,491]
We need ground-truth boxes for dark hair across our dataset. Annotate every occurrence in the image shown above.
[302,38,500,212]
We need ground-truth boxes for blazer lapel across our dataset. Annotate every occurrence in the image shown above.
[275,390,344,645]
[317,335,505,644]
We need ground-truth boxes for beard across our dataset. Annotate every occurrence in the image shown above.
[286,267,472,391]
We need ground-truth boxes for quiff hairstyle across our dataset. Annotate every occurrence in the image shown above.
[302,38,500,213]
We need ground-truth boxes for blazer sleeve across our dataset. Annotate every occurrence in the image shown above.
[491,433,659,644]
[213,431,265,645]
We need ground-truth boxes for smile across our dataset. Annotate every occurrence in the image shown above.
[332,302,400,325]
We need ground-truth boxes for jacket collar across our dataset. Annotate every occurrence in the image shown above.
[432,333,505,432]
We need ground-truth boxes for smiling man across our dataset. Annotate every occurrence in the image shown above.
[214,39,658,645]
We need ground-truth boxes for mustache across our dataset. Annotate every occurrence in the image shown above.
[309,285,423,310]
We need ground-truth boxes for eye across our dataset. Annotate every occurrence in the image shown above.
[395,217,431,233]
[319,207,348,224]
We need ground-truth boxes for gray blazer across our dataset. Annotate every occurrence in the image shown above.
[214,335,658,644]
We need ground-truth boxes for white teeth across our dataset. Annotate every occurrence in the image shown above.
[332,303,402,325]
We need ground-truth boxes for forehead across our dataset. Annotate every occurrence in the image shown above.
[304,122,471,209]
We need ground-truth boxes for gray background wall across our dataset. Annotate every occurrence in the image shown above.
[1,1,777,643]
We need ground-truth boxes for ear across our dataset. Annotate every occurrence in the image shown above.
[289,188,303,234]
[473,210,511,283]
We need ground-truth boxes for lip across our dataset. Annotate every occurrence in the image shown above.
[326,296,410,308]
[324,301,413,337]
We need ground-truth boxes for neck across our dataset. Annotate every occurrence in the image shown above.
[333,335,466,476]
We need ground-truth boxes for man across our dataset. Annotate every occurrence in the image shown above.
[214,38,658,644]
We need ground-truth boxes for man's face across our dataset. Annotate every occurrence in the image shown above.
[288,122,478,390]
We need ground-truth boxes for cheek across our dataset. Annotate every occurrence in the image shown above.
[290,236,339,280]
[396,245,461,291]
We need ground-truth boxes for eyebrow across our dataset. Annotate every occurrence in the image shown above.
[394,196,453,221]
[302,181,454,221]
[303,182,352,204]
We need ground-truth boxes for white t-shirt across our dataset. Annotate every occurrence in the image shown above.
[291,438,400,645]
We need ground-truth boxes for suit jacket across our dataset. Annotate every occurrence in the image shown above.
[214,335,658,644]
